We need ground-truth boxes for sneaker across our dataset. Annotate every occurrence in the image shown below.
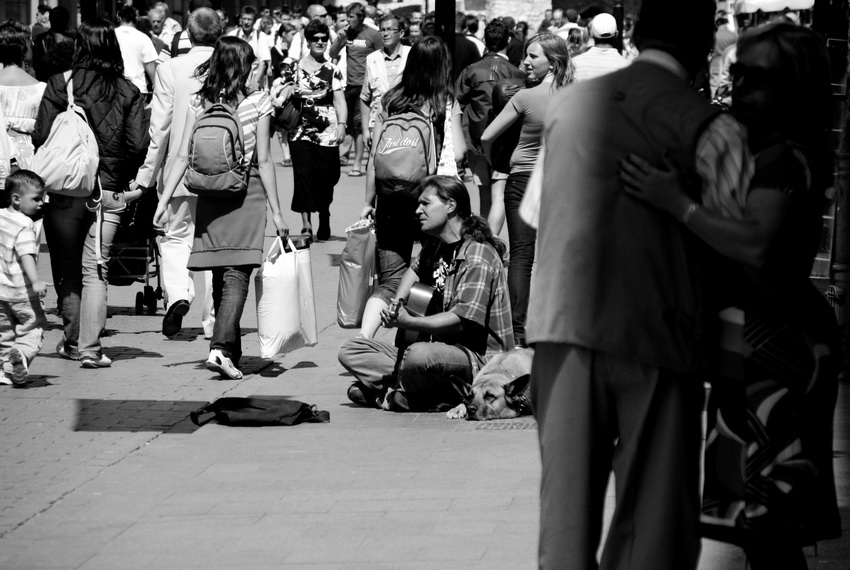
[56,339,80,361]
[80,354,112,369]
[205,349,242,380]
[8,349,28,386]
[0,369,12,386]
[162,299,190,337]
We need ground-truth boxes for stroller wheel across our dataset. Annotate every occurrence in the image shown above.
[135,292,144,315]
[144,286,158,314]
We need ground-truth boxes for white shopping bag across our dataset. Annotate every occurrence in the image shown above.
[255,237,318,358]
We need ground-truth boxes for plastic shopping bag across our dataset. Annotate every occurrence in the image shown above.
[337,219,377,328]
[255,237,318,358]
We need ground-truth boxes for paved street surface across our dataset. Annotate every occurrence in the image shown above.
[1,147,847,569]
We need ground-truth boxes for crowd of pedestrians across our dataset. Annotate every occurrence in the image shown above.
[0,1,843,569]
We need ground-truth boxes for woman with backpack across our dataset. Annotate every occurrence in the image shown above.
[481,33,574,347]
[153,36,287,380]
[356,36,466,339]
[33,18,147,369]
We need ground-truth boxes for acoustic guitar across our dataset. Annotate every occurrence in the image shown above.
[392,282,439,349]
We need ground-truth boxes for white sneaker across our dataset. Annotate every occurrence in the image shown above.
[0,368,12,386]
[205,349,242,380]
[80,354,112,369]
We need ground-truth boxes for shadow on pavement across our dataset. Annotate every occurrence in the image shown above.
[73,399,205,434]
[109,346,163,361]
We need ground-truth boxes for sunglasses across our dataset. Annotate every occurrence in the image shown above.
[308,35,329,43]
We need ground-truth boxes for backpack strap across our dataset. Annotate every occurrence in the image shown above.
[64,70,75,108]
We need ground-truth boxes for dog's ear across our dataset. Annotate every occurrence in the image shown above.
[505,374,531,401]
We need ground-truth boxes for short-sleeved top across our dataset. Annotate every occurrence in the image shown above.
[0,208,39,301]
[114,25,158,94]
[289,60,346,147]
[343,26,382,86]
[189,90,273,156]
[411,238,514,359]
[509,81,559,173]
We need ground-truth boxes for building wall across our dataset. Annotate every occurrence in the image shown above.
[458,0,553,30]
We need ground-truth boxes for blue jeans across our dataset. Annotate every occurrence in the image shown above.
[371,240,414,305]
[338,337,473,411]
[504,171,535,347]
[210,266,252,365]
[44,196,121,358]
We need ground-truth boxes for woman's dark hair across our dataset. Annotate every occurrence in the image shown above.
[303,19,329,42]
[195,35,255,104]
[737,22,833,191]
[383,36,452,121]
[72,19,125,81]
[419,175,507,258]
[0,20,31,67]
[276,22,297,40]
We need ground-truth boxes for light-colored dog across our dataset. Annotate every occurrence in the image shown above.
[447,348,534,421]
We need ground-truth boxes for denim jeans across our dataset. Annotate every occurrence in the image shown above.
[338,337,473,411]
[371,239,415,305]
[210,266,253,365]
[44,196,121,358]
[504,171,535,346]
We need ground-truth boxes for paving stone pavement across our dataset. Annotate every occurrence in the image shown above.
[0,150,848,569]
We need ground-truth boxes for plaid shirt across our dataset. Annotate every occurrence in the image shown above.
[413,238,514,359]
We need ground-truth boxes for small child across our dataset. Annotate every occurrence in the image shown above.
[0,170,47,386]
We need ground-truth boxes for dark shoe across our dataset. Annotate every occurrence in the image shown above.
[317,212,330,241]
[347,382,382,408]
[162,299,190,337]
[301,227,314,244]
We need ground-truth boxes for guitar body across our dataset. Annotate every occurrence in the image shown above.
[394,282,439,349]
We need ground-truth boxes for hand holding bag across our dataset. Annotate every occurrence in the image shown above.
[255,237,318,358]
[337,219,377,328]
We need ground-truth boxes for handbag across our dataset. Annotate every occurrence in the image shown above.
[337,219,377,328]
[273,98,302,132]
[255,236,318,358]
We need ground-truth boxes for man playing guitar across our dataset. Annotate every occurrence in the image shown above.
[338,175,515,412]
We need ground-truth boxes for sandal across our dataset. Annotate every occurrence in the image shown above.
[282,158,292,167]
[301,227,313,243]
[347,169,363,177]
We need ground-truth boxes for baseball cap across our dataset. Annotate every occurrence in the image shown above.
[590,13,617,38]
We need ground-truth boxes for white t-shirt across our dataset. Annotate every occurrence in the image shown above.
[114,25,158,94]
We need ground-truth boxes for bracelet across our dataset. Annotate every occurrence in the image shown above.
[681,202,699,225]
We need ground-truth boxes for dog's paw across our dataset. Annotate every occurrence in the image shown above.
[446,403,467,420]
[381,389,394,411]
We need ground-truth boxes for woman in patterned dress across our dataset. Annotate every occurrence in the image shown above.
[154,36,288,380]
[620,22,840,570]
[285,19,346,242]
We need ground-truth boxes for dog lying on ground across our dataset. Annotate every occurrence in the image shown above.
[447,348,534,421]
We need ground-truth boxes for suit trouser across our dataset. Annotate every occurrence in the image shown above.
[160,196,214,335]
[531,343,703,570]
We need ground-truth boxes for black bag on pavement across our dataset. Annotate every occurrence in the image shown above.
[190,396,330,427]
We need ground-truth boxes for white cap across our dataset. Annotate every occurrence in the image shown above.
[590,13,617,38]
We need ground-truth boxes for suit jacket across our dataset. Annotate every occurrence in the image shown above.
[135,45,214,197]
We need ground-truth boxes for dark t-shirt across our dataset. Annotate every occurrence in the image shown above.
[345,26,381,86]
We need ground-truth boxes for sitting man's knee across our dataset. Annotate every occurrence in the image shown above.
[337,337,364,369]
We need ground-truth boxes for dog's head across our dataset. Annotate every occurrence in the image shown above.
[466,373,531,421]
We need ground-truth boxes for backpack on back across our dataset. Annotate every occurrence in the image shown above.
[31,72,100,196]
[373,107,435,197]
[184,100,253,197]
